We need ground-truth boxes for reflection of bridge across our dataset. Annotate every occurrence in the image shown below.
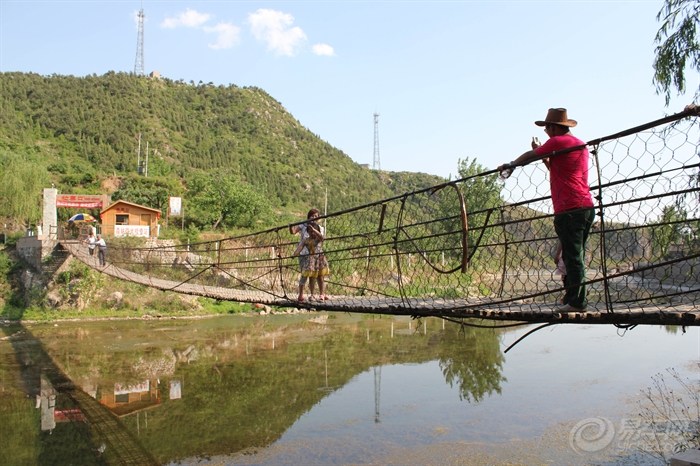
[5,324,159,465]
[60,109,700,328]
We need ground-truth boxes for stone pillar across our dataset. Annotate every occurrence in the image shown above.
[42,188,58,240]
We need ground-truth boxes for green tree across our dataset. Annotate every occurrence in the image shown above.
[112,175,182,215]
[0,150,49,228]
[186,173,272,230]
[456,157,503,253]
[652,204,687,258]
[456,158,503,215]
[653,0,700,105]
[420,157,503,270]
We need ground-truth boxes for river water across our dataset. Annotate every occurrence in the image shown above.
[0,314,697,466]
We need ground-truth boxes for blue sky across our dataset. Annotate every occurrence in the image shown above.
[1,0,697,179]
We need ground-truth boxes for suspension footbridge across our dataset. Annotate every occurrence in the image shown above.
[59,109,700,329]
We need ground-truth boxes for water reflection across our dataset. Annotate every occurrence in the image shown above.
[2,315,506,464]
[37,374,106,465]
[0,315,696,465]
[39,374,57,432]
[437,327,505,402]
[0,322,158,465]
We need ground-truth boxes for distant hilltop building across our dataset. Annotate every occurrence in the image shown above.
[149,71,161,79]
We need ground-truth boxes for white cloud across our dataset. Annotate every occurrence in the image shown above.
[157,7,329,55]
[312,43,335,57]
[204,23,241,50]
[161,8,211,29]
[248,9,307,57]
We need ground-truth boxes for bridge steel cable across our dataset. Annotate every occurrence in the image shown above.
[590,144,616,318]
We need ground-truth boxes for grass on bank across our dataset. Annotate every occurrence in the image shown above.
[4,299,255,322]
[0,248,257,322]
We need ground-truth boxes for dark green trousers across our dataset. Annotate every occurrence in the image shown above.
[553,208,595,308]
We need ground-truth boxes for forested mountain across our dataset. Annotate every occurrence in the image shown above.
[0,71,445,230]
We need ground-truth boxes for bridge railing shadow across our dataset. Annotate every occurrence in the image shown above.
[100,110,700,315]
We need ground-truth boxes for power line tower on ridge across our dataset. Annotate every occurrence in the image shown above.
[134,8,145,76]
[373,112,381,171]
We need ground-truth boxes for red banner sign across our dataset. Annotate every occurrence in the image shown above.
[56,195,107,209]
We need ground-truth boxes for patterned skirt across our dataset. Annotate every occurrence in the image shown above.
[300,250,329,278]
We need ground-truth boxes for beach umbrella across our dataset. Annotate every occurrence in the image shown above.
[68,213,97,223]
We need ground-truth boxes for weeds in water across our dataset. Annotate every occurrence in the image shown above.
[636,367,700,463]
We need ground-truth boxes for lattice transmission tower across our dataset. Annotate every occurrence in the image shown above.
[373,112,381,170]
[134,8,145,76]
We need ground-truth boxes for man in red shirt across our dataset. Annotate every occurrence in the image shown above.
[498,108,595,311]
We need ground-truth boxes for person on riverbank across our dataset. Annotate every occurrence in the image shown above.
[498,108,594,312]
[95,234,107,266]
[292,208,329,301]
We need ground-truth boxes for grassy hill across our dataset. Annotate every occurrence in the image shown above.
[0,71,445,231]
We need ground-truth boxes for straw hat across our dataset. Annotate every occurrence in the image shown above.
[535,108,577,127]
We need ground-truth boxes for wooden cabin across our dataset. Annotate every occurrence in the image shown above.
[98,379,162,417]
[100,200,161,238]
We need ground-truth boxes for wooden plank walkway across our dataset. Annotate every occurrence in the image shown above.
[61,241,700,327]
